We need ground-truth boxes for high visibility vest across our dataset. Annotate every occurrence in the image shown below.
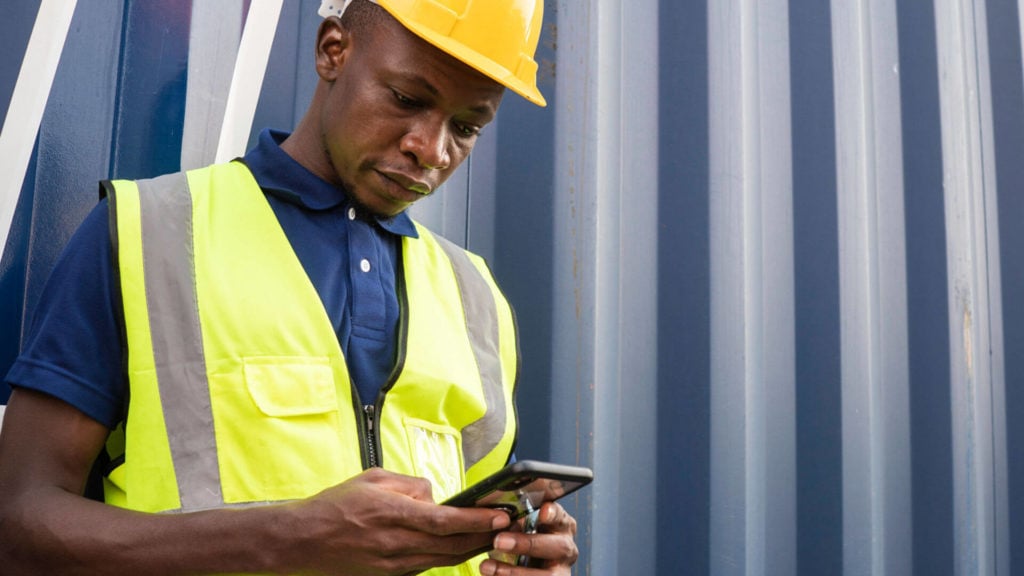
[102,161,518,575]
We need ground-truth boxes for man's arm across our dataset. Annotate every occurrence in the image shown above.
[0,388,511,575]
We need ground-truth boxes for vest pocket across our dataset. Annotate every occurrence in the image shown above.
[214,356,354,503]
[403,418,465,501]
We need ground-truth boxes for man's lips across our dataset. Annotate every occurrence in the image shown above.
[378,170,432,196]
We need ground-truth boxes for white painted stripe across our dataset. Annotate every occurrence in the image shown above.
[0,0,78,256]
[0,404,5,429]
[214,0,284,163]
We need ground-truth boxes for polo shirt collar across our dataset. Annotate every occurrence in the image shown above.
[243,128,418,238]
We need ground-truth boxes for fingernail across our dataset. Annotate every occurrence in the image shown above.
[492,513,511,530]
[494,533,515,551]
[479,560,497,576]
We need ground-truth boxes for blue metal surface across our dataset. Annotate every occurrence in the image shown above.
[0,154,36,404]
[0,0,43,402]
[0,0,124,403]
[0,1,40,123]
[789,1,843,574]
[109,2,191,180]
[27,0,124,318]
[657,1,711,573]
[898,1,956,574]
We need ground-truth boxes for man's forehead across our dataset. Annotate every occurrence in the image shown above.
[359,21,505,115]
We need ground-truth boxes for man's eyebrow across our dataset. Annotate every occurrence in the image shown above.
[467,102,499,117]
[392,71,498,117]
[393,71,440,98]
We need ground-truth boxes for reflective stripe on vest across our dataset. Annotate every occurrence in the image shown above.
[104,162,517,516]
[431,234,505,470]
[137,171,223,511]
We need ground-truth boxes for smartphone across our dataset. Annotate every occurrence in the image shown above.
[442,460,593,521]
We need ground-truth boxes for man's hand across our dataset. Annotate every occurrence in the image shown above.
[477,502,579,576]
[281,468,513,575]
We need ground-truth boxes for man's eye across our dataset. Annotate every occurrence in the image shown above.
[392,90,417,107]
[455,123,480,137]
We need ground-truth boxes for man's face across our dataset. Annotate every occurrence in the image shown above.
[317,16,506,217]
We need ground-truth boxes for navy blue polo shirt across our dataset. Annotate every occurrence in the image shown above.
[4,129,416,427]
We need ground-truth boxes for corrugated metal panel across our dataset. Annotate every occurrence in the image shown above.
[2,0,1023,574]
[503,0,1021,574]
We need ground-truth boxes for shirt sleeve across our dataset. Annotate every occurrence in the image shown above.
[4,199,125,428]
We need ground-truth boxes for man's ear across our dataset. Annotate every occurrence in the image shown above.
[315,16,349,82]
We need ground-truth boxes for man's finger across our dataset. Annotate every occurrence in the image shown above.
[401,497,512,535]
[536,502,577,536]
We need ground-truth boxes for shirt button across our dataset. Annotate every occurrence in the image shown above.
[360,259,371,273]
[348,207,356,220]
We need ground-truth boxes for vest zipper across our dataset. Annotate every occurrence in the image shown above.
[355,243,410,470]
[363,404,379,468]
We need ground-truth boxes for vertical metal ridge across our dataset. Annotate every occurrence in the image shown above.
[710,1,796,574]
[968,2,1011,574]
[934,0,1006,573]
[865,0,915,567]
[833,0,912,574]
[214,0,283,163]
[982,0,1023,573]
[974,0,1010,569]
[592,0,624,572]
[740,1,767,568]
[181,1,243,170]
[548,0,598,573]
[599,0,662,574]
[708,1,752,571]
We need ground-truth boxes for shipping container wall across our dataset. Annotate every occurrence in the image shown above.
[1,1,1023,575]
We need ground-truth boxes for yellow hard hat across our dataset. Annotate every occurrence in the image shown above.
[320,0,547,107]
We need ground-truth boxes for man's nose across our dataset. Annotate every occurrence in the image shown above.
[400,118,451,171]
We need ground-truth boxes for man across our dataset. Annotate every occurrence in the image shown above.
[0,1,579,574]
